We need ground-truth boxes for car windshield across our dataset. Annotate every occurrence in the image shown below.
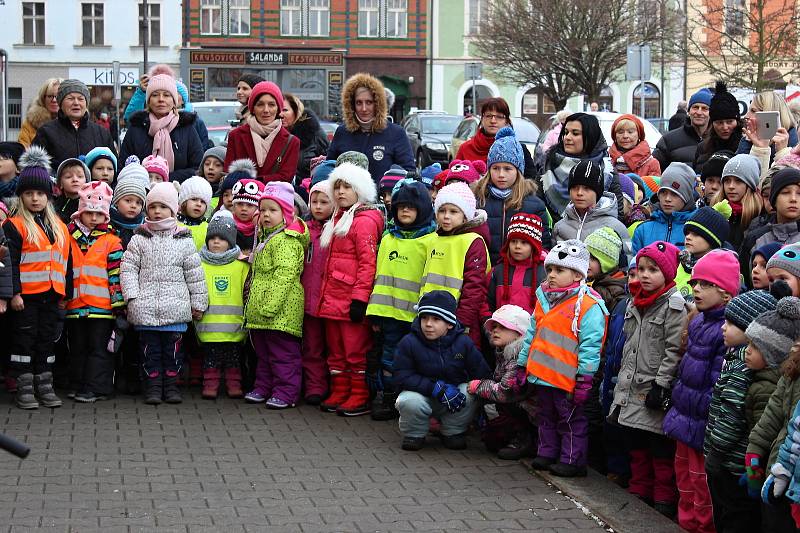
[512,119,541,143]
[194,105,239,128]
[421,116,462,134]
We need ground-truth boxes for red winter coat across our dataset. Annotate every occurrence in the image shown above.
[481,252,546,320]
[224,123,300,183]
[301,218,328,317]
[317,207,385,320]
[609,140,661,176]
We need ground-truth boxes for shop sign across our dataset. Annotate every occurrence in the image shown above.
[289,53,343,66]
[189,69,206,102]
[246,51,288,65]
[68,67,139,87]
[190,51,245,64]
[328,71,344,120]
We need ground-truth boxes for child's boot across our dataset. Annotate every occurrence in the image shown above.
[337,372,371,417]
[144,372,162,405]
[163,371,182,404]
[189,356,202,387]
[34,372,62,408]
[224,368,243,398]
[371,385,399,421]
[320,371,349,413]
[202,368,220,399]
[15,373,38,409]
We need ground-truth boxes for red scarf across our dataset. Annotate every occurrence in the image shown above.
[457,128,494,160]
[630,280,675,310]
[729,200,743,218]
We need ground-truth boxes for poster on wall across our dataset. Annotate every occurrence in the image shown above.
[189,69,206,103]
[328,71,343,121]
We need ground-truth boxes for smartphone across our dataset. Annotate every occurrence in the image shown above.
[756,111,780,139]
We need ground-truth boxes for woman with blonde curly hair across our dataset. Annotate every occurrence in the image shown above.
[18,78,62,148]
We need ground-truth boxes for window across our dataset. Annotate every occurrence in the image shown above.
[138,3,161,46]
[308,0,330,37]
[200,0,222,35]
[8,88,22,131]
[725,0,746,35]
[468,0,483,35]
[281,0,302,36]
[632,83,661,119]
[22,2,45,45]
[229,0,250,35]
[81,3,104,45]
[358,0,406,38]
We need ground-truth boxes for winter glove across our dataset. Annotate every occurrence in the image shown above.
[515,366,528,388]
[570,375,593,406]
[762,463,792,504]
[467,380,481,395]
[645,383,671,411]
[433,380,466,413]
[349,300,368,323]
[115,315,130,331]
[739,453,765,499]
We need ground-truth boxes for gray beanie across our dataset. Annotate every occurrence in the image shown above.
[201,146,227,167]
[57,79,90,108]
[745,297,800,368]
[56,157,91,184]
[112,176,147,206]
[659,162,697,207]
[206,210,237,249]
[767,243,800,279]
[722,154,761,192]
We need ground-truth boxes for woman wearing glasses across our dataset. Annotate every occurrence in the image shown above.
[18,78,62,148]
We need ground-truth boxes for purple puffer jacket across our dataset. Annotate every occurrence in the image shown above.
[301,218,328,317]
[663,306,726,450]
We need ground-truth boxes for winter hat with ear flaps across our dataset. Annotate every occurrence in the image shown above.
[745,296,800,368]
[545,239,591,279]
[72,181,113,222]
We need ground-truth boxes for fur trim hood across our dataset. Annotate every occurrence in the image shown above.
[328,162,377,203]
[341,73,388,133]
[24,103,55,130]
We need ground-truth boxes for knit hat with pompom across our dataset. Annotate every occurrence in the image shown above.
[487,126,525,174]
[745,296,800,368]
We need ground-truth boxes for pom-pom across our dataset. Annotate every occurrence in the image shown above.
[124,155,140,166]
[713,199,733,220]
[771,279,794,300]
[495,126,515,140]
[777,296,800,319]
[714,80,729,95]
[18,145,52,172]
[472,160,487,175]
[148,63,176,78]
[227,158,257,177]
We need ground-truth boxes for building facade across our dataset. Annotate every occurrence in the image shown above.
[181,0,428,121]
[1,1,182,140]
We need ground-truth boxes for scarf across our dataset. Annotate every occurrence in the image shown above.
[250,223,285,262]
[624,203,649,226]
[246,115,282,167]
[387,219,438,239]
[357,115,375,133]
[110,206,144,230]
[488,184,513,200]
[469,128,496,159]
[148,112,180,171]
[0,175,18,198]
[729,200,743,218]
[199,245,241,265]
[234,215,255,238]
[630,280,676,310]
[321,203,361,249]
[145,216,178,233]
[177,212,204,226]
[679,249,702,273]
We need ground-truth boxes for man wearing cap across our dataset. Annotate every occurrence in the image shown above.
[31,79,117,171]
[653,88,712,172]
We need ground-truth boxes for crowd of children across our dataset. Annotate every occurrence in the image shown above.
[2,100,800,532]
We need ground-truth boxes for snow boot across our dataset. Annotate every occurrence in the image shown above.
[34,372,62,408]
[144,373,162,405]
[370,387,399,421]
[337,372,371,417]
[15,373,38,409]
[320,371,349,413]
[224,367,243,398]
[201,368,220,399]
[163,372,182,404]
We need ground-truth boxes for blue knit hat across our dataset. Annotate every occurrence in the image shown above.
[725,290,777,333]
[487,126,525,174]
[688,88,713,109]
[416,290,459,325]
[175,80,193,112]
[684,206,729,250]
[752,242,783,264]
[311,160,336,186]
[420,163,442,189]
[85,146,118,173]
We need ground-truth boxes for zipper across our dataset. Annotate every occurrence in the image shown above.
[665,217,673,242]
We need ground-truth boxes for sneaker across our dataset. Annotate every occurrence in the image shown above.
[548,462,587,477]
[244,390,266,403]
[529,456,556,470]
[304,394,323,406]
[74,392,109,403]
[265,397,294,409]
[440,433,467,450]
[401,436,426,451]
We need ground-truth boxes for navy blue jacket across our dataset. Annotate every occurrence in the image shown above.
[327,122,415,183]
[482,189,552,266]
[394,318,491,397]
[120,111,204,183]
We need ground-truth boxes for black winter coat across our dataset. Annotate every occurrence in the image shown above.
[652,121,703,172]
[119,111,204,183]
[32,112,117,171]
[0,225,12,300]
[289,110,329,180]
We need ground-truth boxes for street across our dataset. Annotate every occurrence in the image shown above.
[0,393,607,532]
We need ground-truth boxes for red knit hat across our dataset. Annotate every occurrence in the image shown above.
[248,81,284,114]
[636,241,680,281]
[611,113,646,141]
[691,248,741,296]
[447,159,487,185]
[433,169,450,191]
[504,213,543,257]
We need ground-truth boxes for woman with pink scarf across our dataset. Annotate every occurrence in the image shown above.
[224,81,300,183]
[119,74,204,183]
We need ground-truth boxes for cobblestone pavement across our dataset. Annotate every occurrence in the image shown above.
[0,391,607,532]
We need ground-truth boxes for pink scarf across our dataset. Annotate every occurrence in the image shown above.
[145,216,178,234]
[148,112,180,171]
[234,215,255,238]
[246,115,282,168]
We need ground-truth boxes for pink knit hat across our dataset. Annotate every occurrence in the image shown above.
[434,181,477,219]
[447,159,487,186]
[146,182,179,215]
[232,178,265,206]
[146,74,179,111]
[636,241,680,281]
[691,248,741,296]
[260,181,295,225]
[142,155,170,182]
[248,81,284,114]
[72,181,113,223]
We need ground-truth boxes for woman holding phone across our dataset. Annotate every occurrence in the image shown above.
[740,91,797,178]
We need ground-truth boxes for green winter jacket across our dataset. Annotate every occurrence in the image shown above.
[244,220,309,336]
[747,373,800,468]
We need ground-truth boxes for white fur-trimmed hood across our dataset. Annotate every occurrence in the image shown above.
[328,162,376,203]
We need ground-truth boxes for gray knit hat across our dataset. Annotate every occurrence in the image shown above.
[57,79,90,107]
[745,297,800,368]
[201,146,227,167]
[545,239,591,279]
[725,290,777,333]
[112,176,147,206]
[206,210,237,249]
[767,243,800,279]
[336,151,369,170]
[56,157,91,184]
[659,162,697,207]
[722,154,761,192]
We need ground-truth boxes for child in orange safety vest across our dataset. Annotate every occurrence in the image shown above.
[516,239,609,478]
[2,146,71,410]
[65,181,124,403]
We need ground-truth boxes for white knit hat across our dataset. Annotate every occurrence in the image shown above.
[328,162,376,204]
[545,239,591,279]
[434,181,476,219]
[484,305,531,335]
[178,175,213,206]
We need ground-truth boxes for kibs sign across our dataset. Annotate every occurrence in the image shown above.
[68,67,140,87]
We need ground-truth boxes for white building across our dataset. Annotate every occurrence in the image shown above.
[0,1,182,140]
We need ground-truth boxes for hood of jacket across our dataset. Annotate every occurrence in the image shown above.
[289,109,323,145]
[129,110,197,129]
[437,209,488,237]
[25,103,55,129]
[341,73,388,133]
[651,204,696,223]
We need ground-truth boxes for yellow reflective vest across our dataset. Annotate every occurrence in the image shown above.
[195,258,250,343]
[420,233,490,302]
[367,232,437,322]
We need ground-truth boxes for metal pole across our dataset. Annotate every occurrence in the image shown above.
[142,0,149,73]
[471,77,476,116]
[0,49,7,141]
[640,48,646,119]
[660,0,665,119]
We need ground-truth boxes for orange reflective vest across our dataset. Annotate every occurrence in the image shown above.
[526,292,606,392]
[8,216,69,296]
[67,232,121,311]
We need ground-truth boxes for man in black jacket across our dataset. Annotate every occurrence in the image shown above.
[668,101,688,131]
[31,79,117,171]
[653,88,711,172]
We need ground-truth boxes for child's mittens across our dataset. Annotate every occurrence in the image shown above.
[762,464,792,504]
[644,383,671,411]
[467,380,481,395]
[739,453,765,499]
[349,300,367,323]
[570,375,593,405]
[433,380,466,413]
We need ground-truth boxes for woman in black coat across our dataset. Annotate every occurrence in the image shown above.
[119,74,203,183]
[282,93,329,181]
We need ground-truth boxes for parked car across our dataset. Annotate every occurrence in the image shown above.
[449,116,541,161]
[401,111,462,168]
[192,101,240,147]
[319,120,340,142]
